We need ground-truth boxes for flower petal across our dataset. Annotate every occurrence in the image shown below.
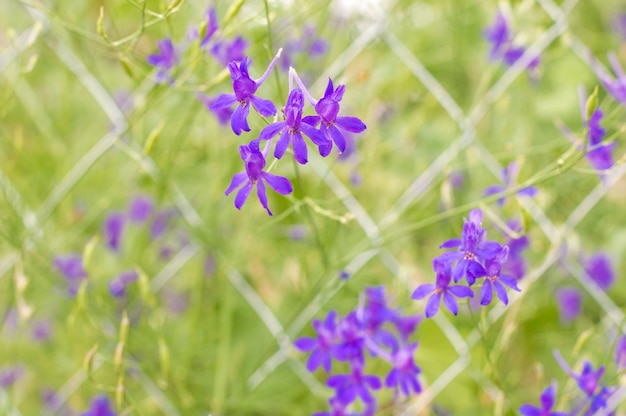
[448,285,474,298]
[261,172,293,195]
[225,172,247,195]
[411,284,435,300]
[231,104,251,135]
[250,96,277,117]
[259,122,286,141]
[480,281,493,306]
[256,179,272,216]
[209,93,237,110]
[328,125,347,153]
[493,281,509,305]
[335,116,366,133]
[425,293,441,318]
[443,292,459,315]
[234,182,253,210]
[292,132,308,165]
[274,129,291,160]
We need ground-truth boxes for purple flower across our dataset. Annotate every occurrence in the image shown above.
[198,93,233,125]
[147,38,178,83]
[294,310,338,373]
[109,270,138,298]
[556,287,581,322]
[480,247,521,306]
[150,209,176,239]
[302,78,367,155]
[103,212,125,252]
[54,254,88,295]
[385,342,421,396]
[279,25,328,71]
[501,220,529,280]
[484,11,540,72]
[128,196,153,223]
[259,88,327,164]
[209,53,280,135]
[411,259,474,318]
[583,252,615,290]
[0,365,23,388]
[32,319,52,342]
[333,312,366,366]
[519,383,568,416]
[615,335,626,369]
[484,161,537,206]
[224,140,293,216]
[591,53,626,106]
[81,395,116,416]
[585,108,615,178]
[327,366,381,406]
[574,361,605,397]
[210,36,249,67]
[200,7,218,48]
[437,209,502,285]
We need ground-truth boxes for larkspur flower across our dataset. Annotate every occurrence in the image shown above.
[200,7,218,48]
[437,209,502,285]
[574,361,605,397]
[54,254,87,295]
[128,196,153,223]
[209,52,281,135]
[109,270,138,298]
[150,209,176,239]
[583,252,615,290]
[480,247,521,306]
[210,36,249,67]
[334,312,366,366]
[555,287,582,322]
[327,366,381,407]
[501,220,529,280]
[198,93,233,126]
[385,342,421,396]
[615,334,626,369]
[519,383,568,416]
[81,395,116,416]
[0,364,23,388]
[103,212,125,252]
[224,140,293,216]
[585,108,616,179]
[591,53,626,106]
[280,25,328,71]
[411,259,474,318]
[294,310,338,373]
[147,39,178,83]
[484,11,540,72]
[484,161,537,206]
[302,78,367,155]
[259,88,327,164]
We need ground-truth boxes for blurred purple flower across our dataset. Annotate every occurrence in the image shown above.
[288,224,307,241]
[585,108,615,179]
[54,254,87,295]
[200,7,218,48]
[385,342,421,396]
[484,161,537,206]
[583,252,614,290]
[204,254,216,277]
[303,78,366,155]
[128,196,153,223]
[519,383,567,416]
[613,14,626,40]
[210,37,248,67]
[501,220,529,280]
[32,319,52,342]
[411,259,474,318]
[449,171,464,189]
[339,270,350,280]
[590,53,626,106]
[224,140,293,216]
[294,310,338,373]
[103,212,125,252]
[162,288,189,315]
[209,55,280,135]
[81,395,116,416]
[484,11,540,72]
[556,287,581,322]
[198,93,233,125]
[147,38,178,83]
[109,270,138,298]
[327,366,381,407]
[150,209,176,239]
[280,25,328,71]
[615,334,626,369]
[0,364,23,388]
[259,88,327,164]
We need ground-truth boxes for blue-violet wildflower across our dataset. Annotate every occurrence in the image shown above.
[147,39,178,83]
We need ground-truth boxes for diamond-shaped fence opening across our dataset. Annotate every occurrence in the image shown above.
[0,0,625,414]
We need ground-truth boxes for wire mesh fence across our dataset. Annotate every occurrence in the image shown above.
[0,0,625,414]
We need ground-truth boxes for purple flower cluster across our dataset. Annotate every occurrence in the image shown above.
[521,352,620,416]
[295,287,421,415]
[212,49,365,216]
[54,253,88,295]
[483,161,537,206]
[412,209,521,316]
[81,395,116,416]
[484,11,540,73]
